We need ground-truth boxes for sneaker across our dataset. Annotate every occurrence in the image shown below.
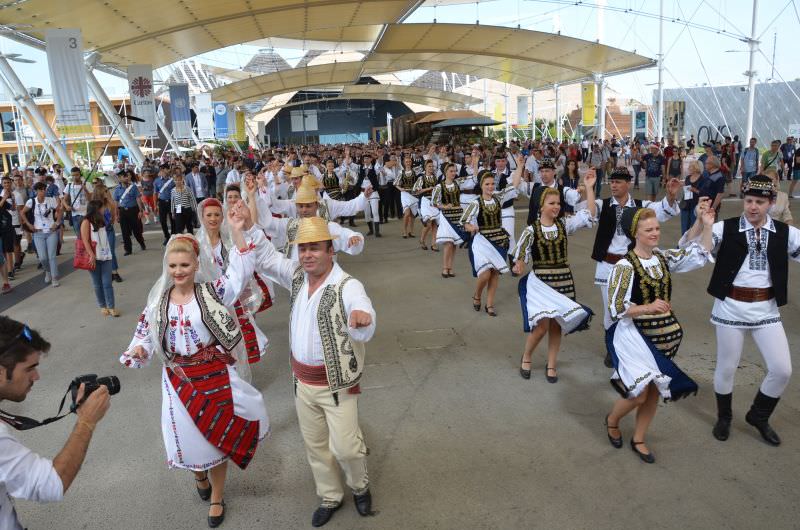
[7,270,14,280]
[44,271,51,283]
[109,308,121,317]
[100,308,111,316]
[52,279,60,288]
[1,283,11,294]
[112,273,124,283]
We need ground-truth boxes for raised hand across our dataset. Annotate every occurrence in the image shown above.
[349,309,372,328]
[583,167,597,189]
[666,177,681,197]
[701,207,716,226]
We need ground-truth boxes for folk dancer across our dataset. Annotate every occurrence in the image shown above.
[511,169,598,382]
[604,207,714,464]
[249,216,377,527]
[395,155,419,238]
[413,159,440,251]
[589,167,681,367]
[121,207,269,528]
[432,162,469,277]
[460,168,522,317]
[681,176,800,446]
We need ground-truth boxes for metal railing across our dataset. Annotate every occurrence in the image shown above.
[0,123,138,143]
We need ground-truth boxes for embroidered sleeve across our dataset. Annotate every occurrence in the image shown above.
[495,186,518,203]
[332,223,364,256]
[565,208,596,235]
[607,262,634,321]
[460,200,479,225]
[512,226,534,263]
[215,244,256,306]
[646,196,679,221]
[563,186,581,207]
[249,227,296,291]
[412,176,424,194]
[659,243,710,273]
[431,185,443,208]
[120,310,154,368]
[789,225,800,262]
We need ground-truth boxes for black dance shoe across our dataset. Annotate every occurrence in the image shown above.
[312,502,342,527]
[630,439,655,463]
[519,356,531,380]
[195,473,212,501]
[545,365,558,384]
[712,418,731,441]
[712,392,732,441]
[353,490,374,516]
[207,501,225,528]
[604,415,622,449]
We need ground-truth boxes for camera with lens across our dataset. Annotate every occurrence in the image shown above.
[68,374,120,412]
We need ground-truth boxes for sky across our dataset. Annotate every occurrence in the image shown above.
[0,0,798,105]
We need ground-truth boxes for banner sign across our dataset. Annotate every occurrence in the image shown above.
[257,120,266,145]
[213,101,229,139]
[235,111,246,142]
[168,84,192,139]
[581,83,596,125]
[45,29,92,136]
[195,93,214,139]
[127,64,157,137]
[516,95,528,127]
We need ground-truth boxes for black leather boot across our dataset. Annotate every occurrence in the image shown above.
[374,221,382,237]
[366,222,374,236]
[712,392,732,441]
[745,391,781,446]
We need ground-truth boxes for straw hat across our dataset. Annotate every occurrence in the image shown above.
[289,216,338,245]
[294,175,323,204]
[290,165,309,179]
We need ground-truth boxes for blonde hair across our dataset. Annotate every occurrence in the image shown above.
[539,187,561,207]
[634,208,657,233]
[689,160,703,174]
[166,236,199,257]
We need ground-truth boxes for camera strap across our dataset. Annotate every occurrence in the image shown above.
[0,387,77,431]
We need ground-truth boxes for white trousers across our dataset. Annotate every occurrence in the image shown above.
[599,284,612,330]
[364,196,379,222]
[295,381,369,504]
[501,207,516,255]
[713,324,793,398]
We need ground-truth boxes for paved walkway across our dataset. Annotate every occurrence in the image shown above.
[6,196,800,529]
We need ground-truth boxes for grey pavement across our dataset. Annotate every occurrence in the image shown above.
[4,193,800,530]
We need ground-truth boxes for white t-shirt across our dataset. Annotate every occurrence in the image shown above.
[0,422,64,530]
[225,169,241,187]
[64,183,91,216]
[26,197,58,231]
[11,191,25,227]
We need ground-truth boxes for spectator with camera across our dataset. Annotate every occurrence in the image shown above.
[0,316,111,530]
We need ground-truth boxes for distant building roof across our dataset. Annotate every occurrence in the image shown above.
[244,49,292,74]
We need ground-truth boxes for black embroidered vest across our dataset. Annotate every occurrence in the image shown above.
[496,170,514,208]
[626,250,672,305]
[436,182,460,208]
[419,174,437,198]
[591,197,643,262]
[477,197,503,230]
[322,172,340,194]
[398,170,416,190]
[707,217,789,306]
[530,219,569,268]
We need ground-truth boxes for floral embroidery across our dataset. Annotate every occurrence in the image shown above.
[747,229,768,271]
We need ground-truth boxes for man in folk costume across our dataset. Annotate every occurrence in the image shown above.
[681,176,800,446]
[590,166,681,367]
[263,173,372,224]
[248,176,365,263]
[249,215,377,527]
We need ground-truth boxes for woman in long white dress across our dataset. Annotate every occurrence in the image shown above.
[120,203,268,527]
[196,197,273,364]
[604,206,714,464]
[413,159,440,251]
[432,162,468,277]
[511,170,598,383]
[395,155,419,238]
[460,170,520,317]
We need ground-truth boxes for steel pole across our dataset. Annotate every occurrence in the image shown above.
[745,0,759,144]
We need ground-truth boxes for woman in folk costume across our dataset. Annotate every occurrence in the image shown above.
[604,205,714,464]
[120,204,269,528]
[395,154,419,238]
[320,158,346,201]
[432,162,469,277]
[510,169,598,383]
[413,158,440,251]
[196,197,273,364]
[460,168,522,317]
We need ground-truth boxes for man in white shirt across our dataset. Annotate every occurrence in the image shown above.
[242,213,376,528]
[0,316,110,530]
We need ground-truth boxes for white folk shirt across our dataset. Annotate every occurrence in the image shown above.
[248,237,376,366]
[0,422,64,530]
[681,215,800,328]
[591,194,679,285]
[225,169,241,187]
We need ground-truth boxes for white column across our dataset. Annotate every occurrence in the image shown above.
[85,66,146,167]
[597,77,606,141]
[0,56,73,167]
[744,0,759,145]
[530,89,536,140]
[656,0,665,141]
[504,83,510,144]
[554,83,561,143]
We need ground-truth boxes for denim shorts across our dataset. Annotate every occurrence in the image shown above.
[793,169,800,181]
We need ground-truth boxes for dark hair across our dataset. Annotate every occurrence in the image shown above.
[0,316,50,380]
[33,181,47,192]
[225,184,241,196]
[70,166,81,174]
[85,200,106,230]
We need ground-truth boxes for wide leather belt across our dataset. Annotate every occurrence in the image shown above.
[728,286,774,303]
[604,253,625,265]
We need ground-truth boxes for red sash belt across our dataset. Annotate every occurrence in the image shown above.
[173,344,235,366]
[252,272,273,314]
[233,301,261,365]
[167,351,260,470]
[291,356,361,395]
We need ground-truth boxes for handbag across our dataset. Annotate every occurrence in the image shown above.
[73,238,97,271]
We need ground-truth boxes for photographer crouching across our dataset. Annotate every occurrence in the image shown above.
[0,316,112,529]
